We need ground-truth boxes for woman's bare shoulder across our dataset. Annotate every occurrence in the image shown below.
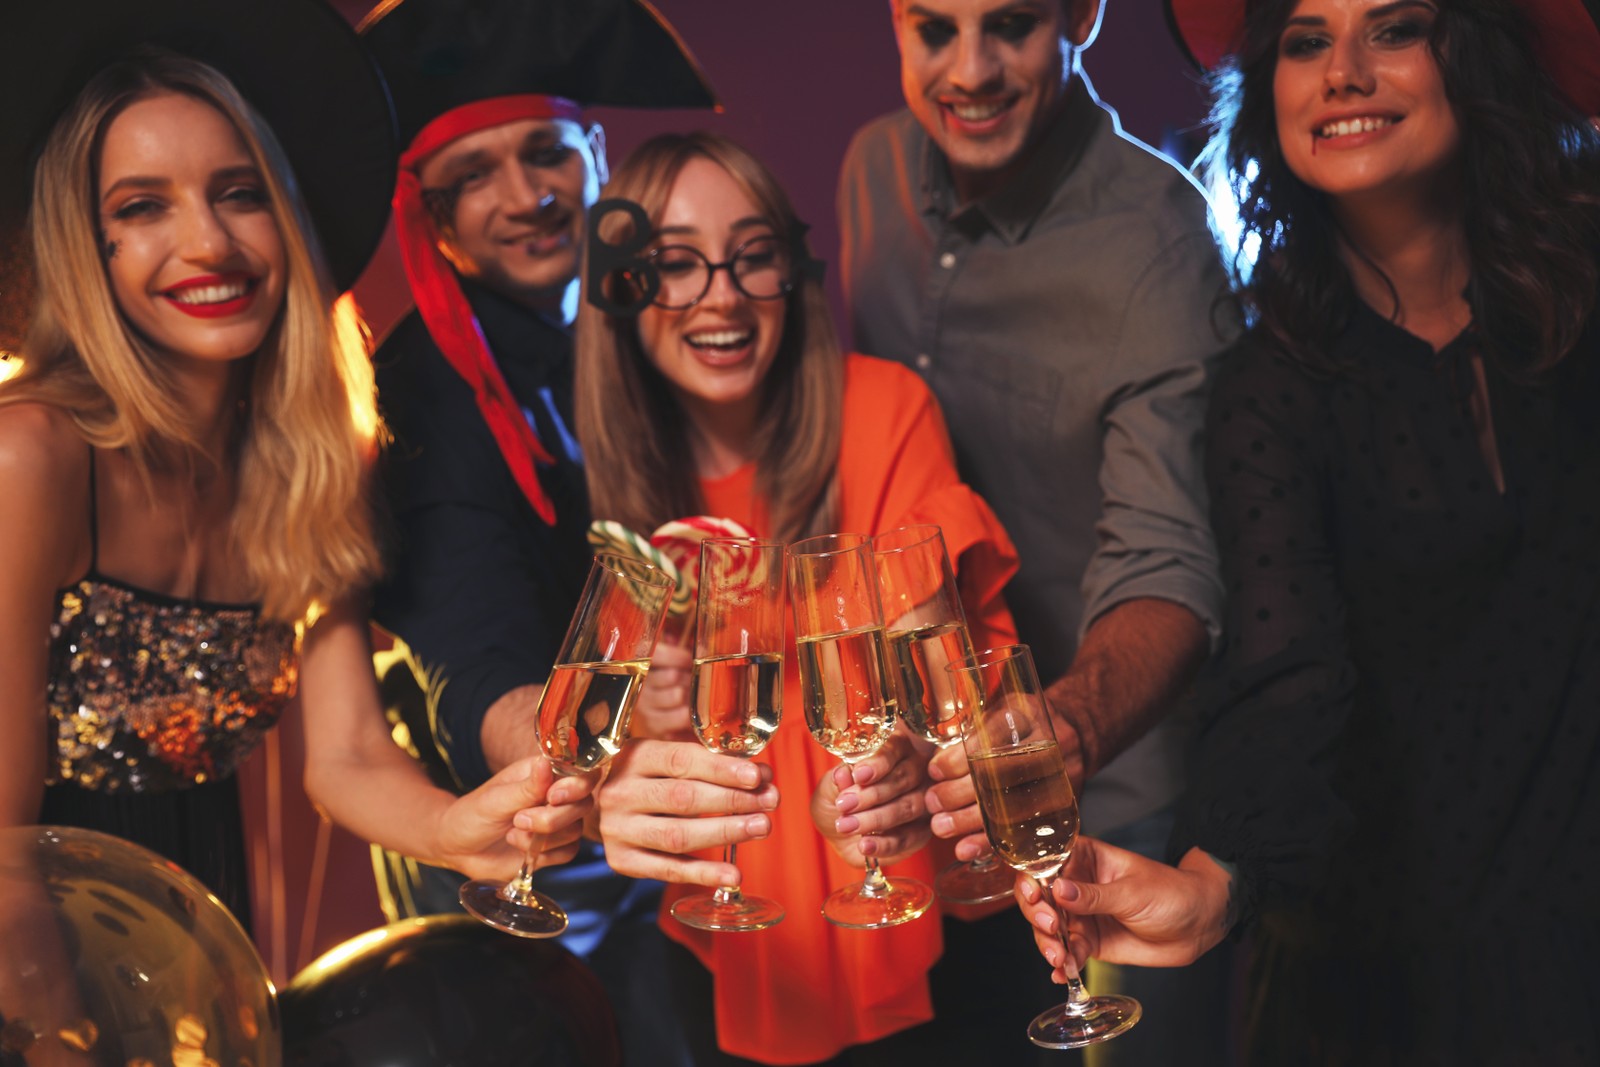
[0,403,87,483]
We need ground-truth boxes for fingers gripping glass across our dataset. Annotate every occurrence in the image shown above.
[459,554,675,938]
[788,533,933,930]
[872,524,1014,906]
[950,645,1141,1048]
[585,198,824,317]
[671,538,788,932]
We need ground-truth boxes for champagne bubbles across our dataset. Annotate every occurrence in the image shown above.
[0,825,279,1067]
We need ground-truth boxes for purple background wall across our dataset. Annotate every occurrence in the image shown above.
[342,0,1217,340]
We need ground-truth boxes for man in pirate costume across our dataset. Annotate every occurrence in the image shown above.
[359,1,715,1060]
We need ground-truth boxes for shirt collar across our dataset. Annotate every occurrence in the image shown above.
[918,75,1104,245]
[461,278,572,362]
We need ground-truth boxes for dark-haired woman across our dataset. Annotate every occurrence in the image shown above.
[1019,0,1600,1062]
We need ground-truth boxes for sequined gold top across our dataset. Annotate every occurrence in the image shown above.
[45,575,299,794]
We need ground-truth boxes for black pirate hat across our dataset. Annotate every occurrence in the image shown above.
[360,0,719,151]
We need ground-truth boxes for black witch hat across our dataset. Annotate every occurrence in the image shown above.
[0,0,397,352]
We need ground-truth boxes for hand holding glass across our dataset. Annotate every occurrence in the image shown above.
[671,537,787,932]
[873,523,1013,905]
[459,554,675,937]
[951,644,1141,1048]
[788,532,933,929]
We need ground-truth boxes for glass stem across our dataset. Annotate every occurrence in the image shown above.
[1036,877,1091,1014]
[861,855,891,897]
[501,836,547,904]
[712,842,744,906]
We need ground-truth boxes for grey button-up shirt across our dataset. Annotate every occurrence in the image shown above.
[838,80,1235,833]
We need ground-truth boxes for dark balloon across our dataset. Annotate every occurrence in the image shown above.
[281,915,621,1067]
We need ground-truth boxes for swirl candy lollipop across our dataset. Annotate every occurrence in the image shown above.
[649,516,755,601]
[587,520,690,616]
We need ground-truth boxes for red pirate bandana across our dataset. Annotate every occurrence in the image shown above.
[392,94,586,526]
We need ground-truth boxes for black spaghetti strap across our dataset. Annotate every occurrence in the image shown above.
[87,446,100,571]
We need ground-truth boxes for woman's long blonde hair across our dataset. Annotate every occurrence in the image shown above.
[0,52,382,622]
[575,132,842,542]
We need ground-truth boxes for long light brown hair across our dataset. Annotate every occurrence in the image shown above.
[575,131,842,541]
[1,52,382,622]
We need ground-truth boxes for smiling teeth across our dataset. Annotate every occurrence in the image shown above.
[170,282,249,305]
[1319,117,1392,138]
[687,330,751,348]
[951,101,1006,122]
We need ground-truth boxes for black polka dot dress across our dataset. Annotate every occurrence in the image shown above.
[1173,301,1600,1065]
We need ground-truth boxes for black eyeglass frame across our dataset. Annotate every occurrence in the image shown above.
[646,234,795,311]
[585,198,826,319]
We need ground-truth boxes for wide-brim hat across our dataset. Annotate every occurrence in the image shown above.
[1165,0,1600,116]
[0,0,397,352]
[360,0,719,151]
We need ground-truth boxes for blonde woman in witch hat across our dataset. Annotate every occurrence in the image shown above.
[0,0,591,946]
[1019,0,1600,1061]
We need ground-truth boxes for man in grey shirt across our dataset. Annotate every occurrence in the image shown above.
[838,0,1235,1061]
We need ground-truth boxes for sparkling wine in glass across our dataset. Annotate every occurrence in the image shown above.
[874,524,1013,905]
[460,554,675,937]
[672,537,787,932]
[951,644,1141,1048]
[788,533,933,929]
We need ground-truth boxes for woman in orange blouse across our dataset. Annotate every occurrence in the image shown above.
[568,132,1020,1065]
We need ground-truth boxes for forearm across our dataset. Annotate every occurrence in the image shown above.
[477,684,542,777]
[304,744,456,867]
[1045,597,1208,783]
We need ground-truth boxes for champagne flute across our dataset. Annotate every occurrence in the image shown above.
[671,537,787,932]
[459,554,675,937]
[787,532,933,929]
[873,524,1015,906]
[951,643,1141,1048]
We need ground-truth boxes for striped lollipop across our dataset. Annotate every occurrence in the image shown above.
[649,516,755,602]
[586,520,690,617]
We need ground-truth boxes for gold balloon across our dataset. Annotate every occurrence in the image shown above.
[0,826,280,1067]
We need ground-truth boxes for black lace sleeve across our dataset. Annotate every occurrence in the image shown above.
[1170,340,1361,927]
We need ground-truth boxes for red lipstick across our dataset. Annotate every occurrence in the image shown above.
[160,273,260,319]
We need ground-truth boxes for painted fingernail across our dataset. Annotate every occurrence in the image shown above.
[835,792,859,814]
[859,836,878,856]
[835,815,860,835]
[852,765,877,786]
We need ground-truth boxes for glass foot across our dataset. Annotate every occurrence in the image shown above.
[671,890,784,932]
[459,878,568,938]
[1028,994,1141,1048]
[934,856,1015,905]
[823,874,934,929]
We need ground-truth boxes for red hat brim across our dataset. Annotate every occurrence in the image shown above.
[1165,0,1600,117]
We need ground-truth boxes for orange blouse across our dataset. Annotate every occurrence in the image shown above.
[662,353,1019,1064]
